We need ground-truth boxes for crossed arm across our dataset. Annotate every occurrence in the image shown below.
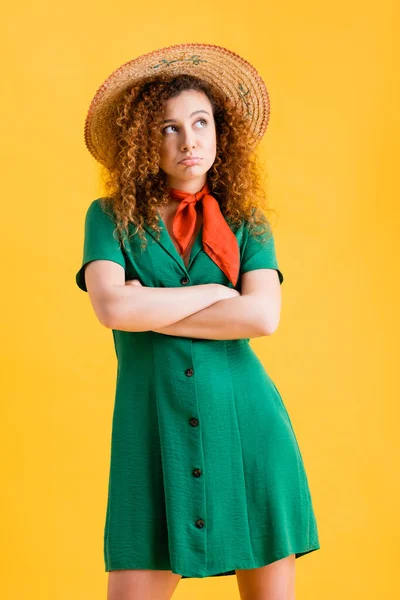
[125,269,281,340]
[152,294,268,340]
[86,261,281,340]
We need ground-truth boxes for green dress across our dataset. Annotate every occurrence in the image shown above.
[75,198,320,578]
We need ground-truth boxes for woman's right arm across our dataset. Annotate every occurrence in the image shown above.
[83,260,238,332]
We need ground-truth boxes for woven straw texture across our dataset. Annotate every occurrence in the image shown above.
[84,43,270,166]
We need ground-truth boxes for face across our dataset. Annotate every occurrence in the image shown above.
[159,89,217,194]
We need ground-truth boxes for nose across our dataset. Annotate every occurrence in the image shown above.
[180,127,197,151]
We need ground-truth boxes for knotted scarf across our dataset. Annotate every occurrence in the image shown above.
[168,181,240,287]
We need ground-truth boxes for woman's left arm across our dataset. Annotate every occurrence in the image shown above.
[125,270,281,340]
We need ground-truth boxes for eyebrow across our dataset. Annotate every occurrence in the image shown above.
[162,110,210,124]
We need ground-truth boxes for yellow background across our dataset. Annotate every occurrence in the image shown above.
[2,1,397,598]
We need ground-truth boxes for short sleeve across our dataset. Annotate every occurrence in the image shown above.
[240,220,284,284]
[75,199,126,292]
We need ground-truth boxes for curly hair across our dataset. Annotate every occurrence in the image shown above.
[98,73,277,253]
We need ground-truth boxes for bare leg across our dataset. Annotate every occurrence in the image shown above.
[107,569,182,600]
[236,554,296,600]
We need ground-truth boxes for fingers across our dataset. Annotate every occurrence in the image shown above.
[125,279,143,287]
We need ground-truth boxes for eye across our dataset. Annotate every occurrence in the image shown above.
[162,124,178,135]
[162,118,208,135]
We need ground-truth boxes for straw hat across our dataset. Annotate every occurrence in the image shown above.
[84,42,271,167]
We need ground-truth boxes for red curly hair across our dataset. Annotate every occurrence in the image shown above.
[98,73,277,252]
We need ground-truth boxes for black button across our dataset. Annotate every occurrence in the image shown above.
[180,277,189,285]
[189,417,198,427]
[195,519,205,528]
[192,468,202,477]
[185,368,194,377]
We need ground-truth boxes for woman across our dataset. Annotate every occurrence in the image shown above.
[76,43,320,600]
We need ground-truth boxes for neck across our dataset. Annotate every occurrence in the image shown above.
[166,176,207,195]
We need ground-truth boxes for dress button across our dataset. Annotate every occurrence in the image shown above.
[189,417,199,427]
[180,277,189,285]
[192,468,202,477]
[185,368,194,377]
[195,519,205,528]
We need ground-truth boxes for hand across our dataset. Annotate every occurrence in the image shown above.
[125,279,143,287]
[217,284,241,300]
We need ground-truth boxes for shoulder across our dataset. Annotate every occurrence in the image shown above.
[83,198,119,230]
[86,197,114,217]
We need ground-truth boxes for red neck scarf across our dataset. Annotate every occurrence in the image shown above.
[168,181,240,287]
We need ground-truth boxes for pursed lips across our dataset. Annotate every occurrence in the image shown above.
[179,157,202,164]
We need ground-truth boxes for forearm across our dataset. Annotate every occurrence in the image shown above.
[106,283,222,331]
[152,295,268,340]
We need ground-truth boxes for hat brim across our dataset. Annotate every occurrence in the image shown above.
[84,42,270,167]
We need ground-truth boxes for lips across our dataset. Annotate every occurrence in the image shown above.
[180,157,202,165]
